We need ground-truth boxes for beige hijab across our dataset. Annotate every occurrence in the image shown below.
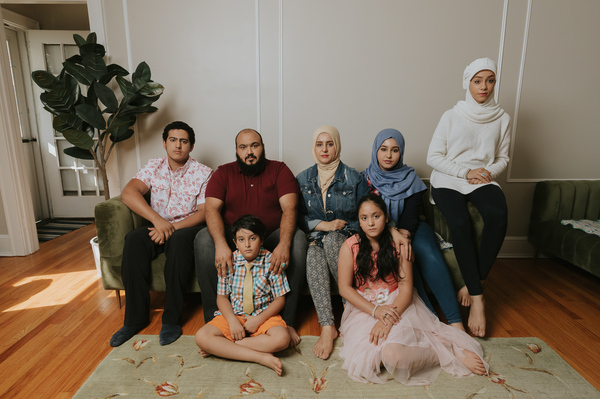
[311,125,341,206]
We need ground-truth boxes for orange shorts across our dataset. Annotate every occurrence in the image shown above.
[207,314,287,342]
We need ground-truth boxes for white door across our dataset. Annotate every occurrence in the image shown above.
[5,27,48,221]
[28,30,104,218]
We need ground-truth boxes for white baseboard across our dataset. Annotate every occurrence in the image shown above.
[498,236,535,258]
[0,234,13,256]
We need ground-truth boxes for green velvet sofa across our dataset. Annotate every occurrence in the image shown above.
[528,180,600,278]
[95,189,482,306]
[94,195,200,307]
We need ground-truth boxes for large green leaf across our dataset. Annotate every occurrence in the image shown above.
[86,32,97,44]
[63,62,95,86]
[118,104,158,117]
[111,128,134,143]
[63,129,94,150]
[129,94,161,107]
[82,52,108,80]
[31,70,56,90]
[85,83,97,107]
[39,75,80,112]
[93,82,118,113]
[79,42,105,57]
[99,64,129,85]
[139,82,164,97]
[52,114,84,133]
[132,62,151,83]
[116,76,135,101]
[106,114,135,135]
[75,104,106,130]
[64,146,94,160]
[65,54,83,64]
[73,34,87,47]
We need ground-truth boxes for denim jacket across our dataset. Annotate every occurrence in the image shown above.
[296,162,369,238]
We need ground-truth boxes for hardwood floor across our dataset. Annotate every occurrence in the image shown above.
[0,224,599,397]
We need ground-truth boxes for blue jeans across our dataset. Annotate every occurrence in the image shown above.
[412,221,462,324]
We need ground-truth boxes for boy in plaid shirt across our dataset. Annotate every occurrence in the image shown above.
[195,215,291,375]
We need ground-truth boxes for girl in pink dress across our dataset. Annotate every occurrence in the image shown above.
[337,194,488,385]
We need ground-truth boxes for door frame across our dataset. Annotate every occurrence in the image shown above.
[0,1,104,255]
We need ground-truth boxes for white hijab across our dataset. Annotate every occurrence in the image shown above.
[454,58,505,124]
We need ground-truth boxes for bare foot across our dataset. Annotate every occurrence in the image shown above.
[461,349,487,375]
[468,295,486,337]
[313,325,338,360]
[199,348,211,358]
[288,326,301,347]
[457,286,471,307]
[449,322,466,332]
[257,353,283,376]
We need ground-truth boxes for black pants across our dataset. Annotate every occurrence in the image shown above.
[194,226,308,325]
[122,225,203,327]
[431,185,508,296]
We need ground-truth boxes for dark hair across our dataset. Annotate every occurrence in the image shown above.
[353,194,402,287]
[231,214,266,241]
[235,128,264,146]
[162,121,195,145]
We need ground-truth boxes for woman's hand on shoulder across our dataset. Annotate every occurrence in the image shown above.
[467,168,493,184]
[390,228,412,261]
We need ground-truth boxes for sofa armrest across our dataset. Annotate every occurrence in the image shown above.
[95,196,139,259]
[530,181,562,224]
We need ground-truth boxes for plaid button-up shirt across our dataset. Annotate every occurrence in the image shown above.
[216,248,290,316]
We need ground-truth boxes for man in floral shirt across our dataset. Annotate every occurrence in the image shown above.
[110,121,212,347]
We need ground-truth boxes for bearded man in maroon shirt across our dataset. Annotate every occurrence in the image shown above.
[194,128,307,346]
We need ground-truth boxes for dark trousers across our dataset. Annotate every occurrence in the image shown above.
[122,225,203,327]
[194,226,308,325]
[431,185,508,296]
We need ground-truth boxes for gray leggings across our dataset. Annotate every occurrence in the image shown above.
[306,231,347,327]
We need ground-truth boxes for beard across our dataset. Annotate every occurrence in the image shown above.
[236,149,267,176]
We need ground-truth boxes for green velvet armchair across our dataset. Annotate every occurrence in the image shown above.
[528,180,600,278]
[94,196,201,307]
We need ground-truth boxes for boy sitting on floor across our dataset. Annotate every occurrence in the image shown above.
[195,215,291,375]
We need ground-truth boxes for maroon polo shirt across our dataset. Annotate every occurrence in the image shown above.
[206,160,300,234]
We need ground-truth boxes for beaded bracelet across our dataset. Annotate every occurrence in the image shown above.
[371,304,379,318]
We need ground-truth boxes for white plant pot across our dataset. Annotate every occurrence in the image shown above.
[90,236,102,277]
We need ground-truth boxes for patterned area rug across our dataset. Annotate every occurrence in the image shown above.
[73,336,599,398]
[36,218,94,242]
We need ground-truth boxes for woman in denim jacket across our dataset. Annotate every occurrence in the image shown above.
[296,125,369,360]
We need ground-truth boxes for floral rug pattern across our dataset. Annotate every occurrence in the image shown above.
[74,335,599,399]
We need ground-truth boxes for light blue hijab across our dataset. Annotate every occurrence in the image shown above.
[363,129,426,224]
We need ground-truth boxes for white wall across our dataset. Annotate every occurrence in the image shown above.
[92,0,599,258]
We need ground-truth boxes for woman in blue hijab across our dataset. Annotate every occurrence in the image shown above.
[363,128,463,330]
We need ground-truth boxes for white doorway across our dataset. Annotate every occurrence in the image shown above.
[28,29,104,218]
[4,27,48,221]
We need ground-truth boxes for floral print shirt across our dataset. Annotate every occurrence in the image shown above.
[133,157,212,223]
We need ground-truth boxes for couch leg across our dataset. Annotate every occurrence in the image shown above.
[533,247,539,259]
[116,289,122,308]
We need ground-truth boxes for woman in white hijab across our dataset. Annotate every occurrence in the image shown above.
[426,58,511,337]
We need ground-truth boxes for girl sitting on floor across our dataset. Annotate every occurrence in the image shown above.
[337,194,488,385]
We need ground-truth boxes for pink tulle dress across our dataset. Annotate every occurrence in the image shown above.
[339,235,489,385]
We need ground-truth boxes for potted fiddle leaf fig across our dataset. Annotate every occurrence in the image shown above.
[32,32,164,200]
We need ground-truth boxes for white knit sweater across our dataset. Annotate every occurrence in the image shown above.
[426,108,511,196]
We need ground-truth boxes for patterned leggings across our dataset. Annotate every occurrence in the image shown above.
[306,231,347,327]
